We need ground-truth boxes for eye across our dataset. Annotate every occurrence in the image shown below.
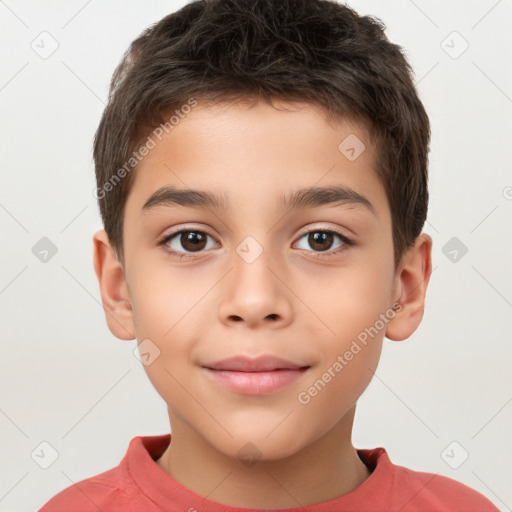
[158,227,353,260]
[294,229,353,254]
[160,230,218,254]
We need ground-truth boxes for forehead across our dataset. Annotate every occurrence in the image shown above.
[125,99,389,221]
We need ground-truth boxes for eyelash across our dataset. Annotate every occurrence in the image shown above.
[158,227,354,261]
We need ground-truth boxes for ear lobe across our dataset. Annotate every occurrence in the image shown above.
[93,230,136,340]
[385,233,433,342]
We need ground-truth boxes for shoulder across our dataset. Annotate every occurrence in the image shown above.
[39,466,148,512]
[38,467,133,512]
[38,435,170,512]
[358,448,499,511]
[389,456,499,511]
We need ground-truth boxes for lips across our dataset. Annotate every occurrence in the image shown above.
[202,355,311,395]
[202,355,310,372]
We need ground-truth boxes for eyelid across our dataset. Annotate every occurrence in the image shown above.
[159,223,351,242]
[159,224,218,241]
[294,223,353,242]
[158,223,354,258]
[160,227,217,242]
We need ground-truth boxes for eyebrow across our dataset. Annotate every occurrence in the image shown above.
[142,185,376,215]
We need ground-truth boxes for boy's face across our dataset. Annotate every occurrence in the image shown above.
[95,99,431,462]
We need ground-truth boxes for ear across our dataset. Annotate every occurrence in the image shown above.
[385,233,433,341]
[93,230,135,340]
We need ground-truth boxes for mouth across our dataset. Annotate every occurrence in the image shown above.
[201,355,311,395]
[202,355,310,372]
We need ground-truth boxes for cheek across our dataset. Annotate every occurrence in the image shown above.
[129,258,209,338]
[291,262,391,413]
[305,259,394,345]
[296,337,382,443]
[127,258,221,396]
[296,300,385,436]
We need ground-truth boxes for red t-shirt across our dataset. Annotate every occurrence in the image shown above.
[39,434,498,511]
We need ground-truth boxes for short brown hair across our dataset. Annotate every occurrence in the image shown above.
[94,0,430,270]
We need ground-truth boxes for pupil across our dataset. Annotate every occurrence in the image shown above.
[309,231,333,251]
[182,232,206,251]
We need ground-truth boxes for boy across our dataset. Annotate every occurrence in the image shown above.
[40,0,499,510]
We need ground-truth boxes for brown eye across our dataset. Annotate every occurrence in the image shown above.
[295,230,350,254]
[307,231,334,251]
[180,231,207,252]
[164,230,217,254]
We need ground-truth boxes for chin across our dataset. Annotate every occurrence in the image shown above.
[215,426,306,464]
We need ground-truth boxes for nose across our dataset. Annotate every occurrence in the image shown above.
[218,242,294,329]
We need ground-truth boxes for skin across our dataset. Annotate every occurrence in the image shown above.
[93,99,432,509]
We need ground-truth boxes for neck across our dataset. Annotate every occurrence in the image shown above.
[156,406,370,509]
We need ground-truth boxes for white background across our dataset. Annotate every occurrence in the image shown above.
[1,1,511,510]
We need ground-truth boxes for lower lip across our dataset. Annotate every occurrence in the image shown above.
[203,368,309,395]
